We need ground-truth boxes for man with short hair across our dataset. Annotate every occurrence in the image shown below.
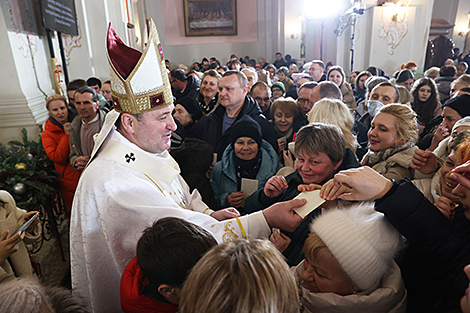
[241,67,258,90]
[308,60,326,82]
[309,81,343,105]
[87,77,109,109]
[71,22,305,312]
[298,81,317,118]
[66,79,87,116]
[193,71,279,159]
[69,86,106,171]
[273,52,287,68]
[251,81,272,119]
[169,69,201,101]
[286,75,314,99]
[436,65,457,103]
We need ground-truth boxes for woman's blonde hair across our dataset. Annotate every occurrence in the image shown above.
[378,103,418,144]
[307,98,357,153]
[179,239,299,313]
[46,94,67,110]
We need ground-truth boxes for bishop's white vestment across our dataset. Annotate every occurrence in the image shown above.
[70,128,270,313]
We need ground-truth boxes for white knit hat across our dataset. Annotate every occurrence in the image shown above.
[310,203,402,291]
[452,116,470,132]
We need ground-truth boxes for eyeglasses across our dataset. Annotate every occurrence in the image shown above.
[297,98,310,105]
[255,97,270,103]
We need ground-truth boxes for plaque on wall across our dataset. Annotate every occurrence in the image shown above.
[184,0,237,37]
[39,0,79,36]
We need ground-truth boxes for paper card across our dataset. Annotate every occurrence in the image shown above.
[241,178,259,197]
[293,190,325,218]
[213,153,218,164]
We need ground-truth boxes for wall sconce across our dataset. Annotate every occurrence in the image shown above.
[461,11,470,37]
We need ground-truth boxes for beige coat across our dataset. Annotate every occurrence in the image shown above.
[0,191,41,283]
[341,82,357,110]
[363,146,417,181]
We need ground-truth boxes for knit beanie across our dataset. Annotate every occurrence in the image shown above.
[271,81,285,93]
[176,96,203,121]
[230,117,262,147]
[396,69,414,83]
[310,203,402,291]
[444,94,470,118]
[453,116,470,132]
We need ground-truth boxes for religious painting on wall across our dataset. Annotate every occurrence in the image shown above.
[183,0,237,36]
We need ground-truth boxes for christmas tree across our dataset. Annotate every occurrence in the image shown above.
[0,129,60,210]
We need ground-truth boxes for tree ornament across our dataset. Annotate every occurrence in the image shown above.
[13,183,27,195]
[14,163,28,170]
[28,153,33,160]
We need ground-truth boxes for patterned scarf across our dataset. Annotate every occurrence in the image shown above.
[364,141,415,167]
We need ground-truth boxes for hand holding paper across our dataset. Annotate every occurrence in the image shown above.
[293,190,325,218]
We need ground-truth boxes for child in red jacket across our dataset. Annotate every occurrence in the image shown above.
[120,217,217,313]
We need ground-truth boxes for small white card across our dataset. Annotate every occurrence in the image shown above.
[293,190,325,218]
[213,153,218,164]
[241,178,259,197]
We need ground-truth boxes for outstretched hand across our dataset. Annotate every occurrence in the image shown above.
[411,148,438,174]
[319,167,393,201]
[210,208,240,221]
[264,175,288,198]
[263,198,306,232]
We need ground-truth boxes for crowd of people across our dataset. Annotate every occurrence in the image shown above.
[4,18,470,312]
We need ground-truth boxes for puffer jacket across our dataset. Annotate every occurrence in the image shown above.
[42,117,81,212]
[210,140,281,209]
[191,96,279,160]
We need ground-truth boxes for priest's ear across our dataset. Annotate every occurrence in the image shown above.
[157,284,182,305]
[118,113,140,135]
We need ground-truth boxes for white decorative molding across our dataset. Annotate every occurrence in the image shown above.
[378,6,409,55]
[62,22,82,66]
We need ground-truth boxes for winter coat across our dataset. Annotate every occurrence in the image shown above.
[362,146,417,181]
[120,257,178,313]
[435,76,456,104]
[42,117,81,212]
[293,260,407,313]
[0,191,41,283]
[244,149,360,265]
[170,138,217,210]
[191,96,279,160]
[69,109,107,171]
[210,140,282,209]
[375,178,470,312]
[340,82,357,110]
[172,76,200,101]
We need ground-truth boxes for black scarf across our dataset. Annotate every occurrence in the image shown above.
[233,150,262,190]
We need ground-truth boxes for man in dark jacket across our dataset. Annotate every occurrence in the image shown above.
[191,70,278,160]
[169,69,200,101]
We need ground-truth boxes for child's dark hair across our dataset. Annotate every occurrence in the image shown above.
[136,217,217,288]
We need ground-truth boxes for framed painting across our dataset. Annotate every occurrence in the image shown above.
[184,0,237,37]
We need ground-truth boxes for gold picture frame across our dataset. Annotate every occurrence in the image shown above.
[184,0,237,37]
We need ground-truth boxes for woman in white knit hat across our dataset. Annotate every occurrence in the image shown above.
[293,203,406,312]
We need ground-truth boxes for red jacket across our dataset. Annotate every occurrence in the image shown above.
[121,257,179,313]
[41,118,81,212]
